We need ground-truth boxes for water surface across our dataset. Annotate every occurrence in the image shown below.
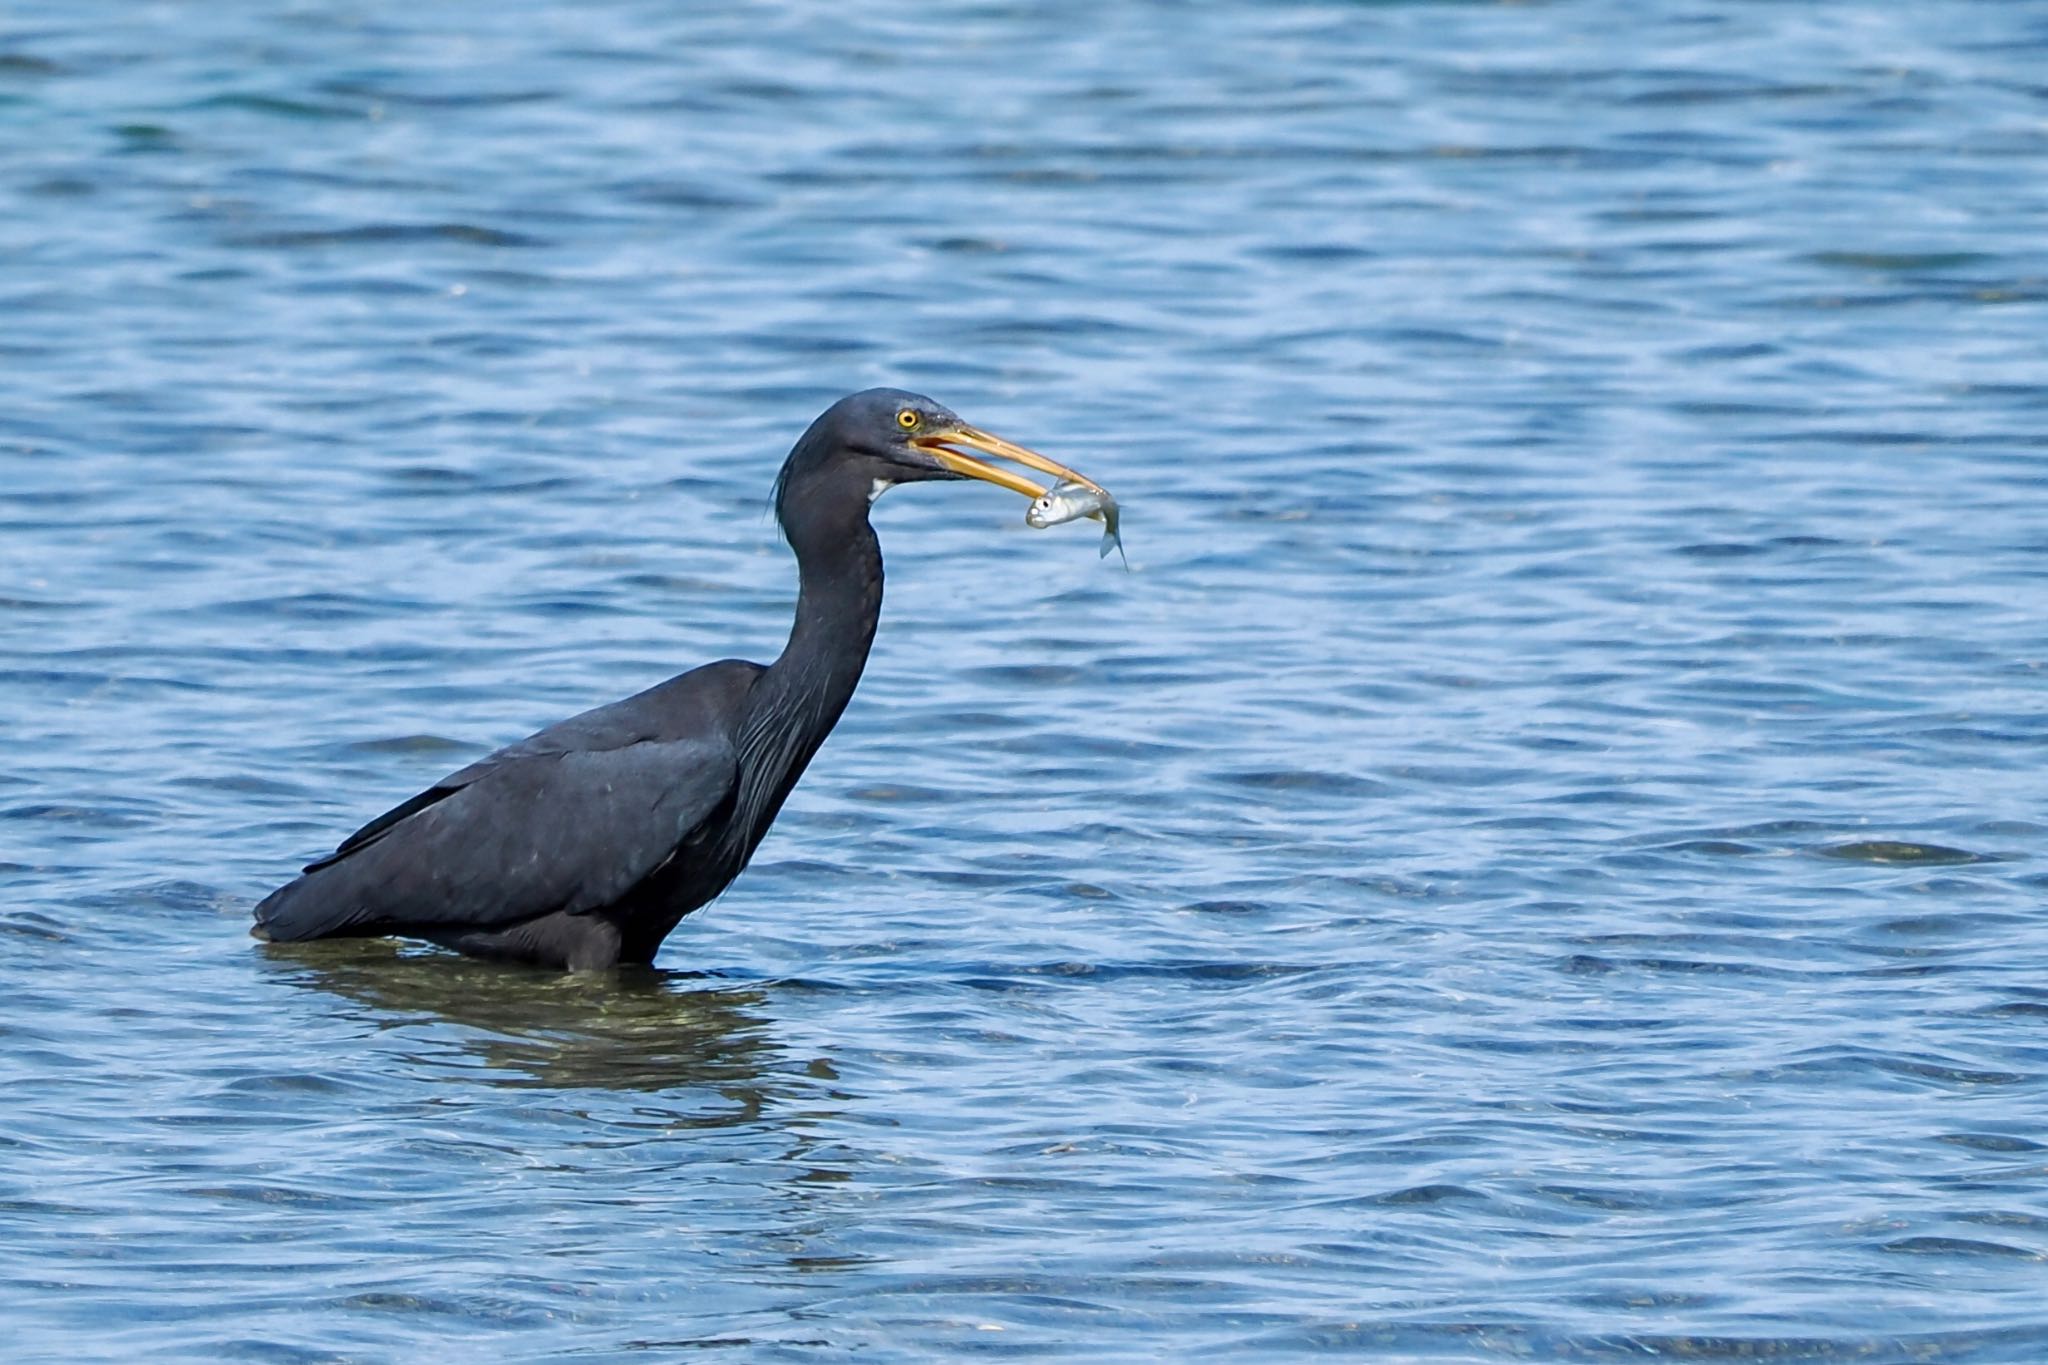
[4,2,2047,1361]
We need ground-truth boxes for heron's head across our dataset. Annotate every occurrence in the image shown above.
[782,388,1104,516]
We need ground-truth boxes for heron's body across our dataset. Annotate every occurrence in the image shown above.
[253,390,1093,970]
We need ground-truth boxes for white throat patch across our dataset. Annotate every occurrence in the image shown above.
[868,478,893,505]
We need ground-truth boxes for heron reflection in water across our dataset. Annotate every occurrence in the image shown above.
[254,390,1112,970]
[261,940,775,1096]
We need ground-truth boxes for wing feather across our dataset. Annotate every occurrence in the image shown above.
[254,735,737,941]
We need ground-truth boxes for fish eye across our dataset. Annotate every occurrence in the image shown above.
[896,409,920,430]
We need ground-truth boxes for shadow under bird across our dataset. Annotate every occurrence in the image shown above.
[252,389,1113,970]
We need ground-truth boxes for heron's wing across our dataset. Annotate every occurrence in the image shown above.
[310,704,676,872]
[254,735,738,941]
[309,785,458,871]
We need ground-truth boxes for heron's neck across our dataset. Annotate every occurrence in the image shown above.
[742,508,884,805]
[776,514,883,712]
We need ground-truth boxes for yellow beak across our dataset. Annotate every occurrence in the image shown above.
[913,424,1107,500]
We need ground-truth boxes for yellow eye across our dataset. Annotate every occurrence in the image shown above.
[896,409,920,430]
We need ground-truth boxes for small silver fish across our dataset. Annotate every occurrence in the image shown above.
[1026,480,1126,566]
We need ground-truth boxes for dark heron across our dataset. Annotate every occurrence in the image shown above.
[252,388,1105,970]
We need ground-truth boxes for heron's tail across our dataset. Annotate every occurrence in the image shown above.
[251,870,365,943]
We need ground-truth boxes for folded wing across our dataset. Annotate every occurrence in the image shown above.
[253,734,737,942]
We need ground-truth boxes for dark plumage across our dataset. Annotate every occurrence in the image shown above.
[253,388,1093,969]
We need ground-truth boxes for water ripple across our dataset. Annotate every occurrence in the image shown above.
[4,0,2048,1361]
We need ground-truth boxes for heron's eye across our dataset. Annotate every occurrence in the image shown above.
[897,409,920,430]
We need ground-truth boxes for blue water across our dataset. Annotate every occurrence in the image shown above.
[5,2,2047,1360]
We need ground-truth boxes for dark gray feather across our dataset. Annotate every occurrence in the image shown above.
[255,735,737,940]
